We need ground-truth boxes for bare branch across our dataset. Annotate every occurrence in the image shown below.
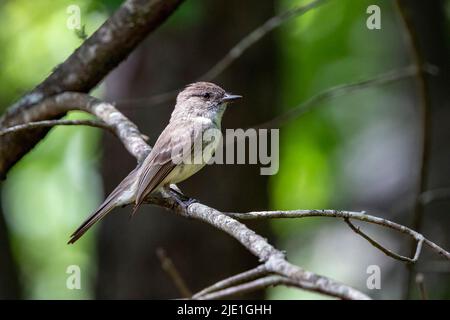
[156,247,192,298]
[226,210,449,261]
[15,92,151,162]
[0,119,112,137]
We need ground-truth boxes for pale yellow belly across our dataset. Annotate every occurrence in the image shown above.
[166,162,207,184]
[160,128,220,187]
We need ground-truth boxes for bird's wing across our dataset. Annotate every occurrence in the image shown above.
[133,120,202,211]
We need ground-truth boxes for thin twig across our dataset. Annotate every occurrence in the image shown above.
[0,119,113,137]
[156,247,192,298]
[344,218,421,263]
[194,275,297,300]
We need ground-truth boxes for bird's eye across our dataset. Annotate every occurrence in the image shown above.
[202,92,211,99]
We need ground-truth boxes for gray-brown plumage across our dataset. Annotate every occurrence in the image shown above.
[68,82,241,244]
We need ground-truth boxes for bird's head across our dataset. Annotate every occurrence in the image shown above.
[172,82,241,121]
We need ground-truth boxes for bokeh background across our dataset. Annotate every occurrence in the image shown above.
[0,0,449,299]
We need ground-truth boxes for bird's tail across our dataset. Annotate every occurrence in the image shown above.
[68,168,139,244]
[67,196,117,244]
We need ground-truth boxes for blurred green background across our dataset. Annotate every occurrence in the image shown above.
[0,0,449,299]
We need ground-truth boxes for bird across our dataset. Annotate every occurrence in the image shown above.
[68,82,242,244]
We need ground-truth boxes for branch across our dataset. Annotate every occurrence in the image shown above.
[7,92,152,162]
[0,119,113,137]
[226,210,449,261]
[193,275,299,300]
[0,0,184,178]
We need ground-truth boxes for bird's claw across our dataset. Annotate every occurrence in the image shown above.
[168,187,197,214]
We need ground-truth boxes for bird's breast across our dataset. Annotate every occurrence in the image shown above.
[163,122,221,185]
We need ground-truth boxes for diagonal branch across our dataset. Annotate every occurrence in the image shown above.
[226,210,449,261]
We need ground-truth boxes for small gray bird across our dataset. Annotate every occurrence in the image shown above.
[68,82,241,244]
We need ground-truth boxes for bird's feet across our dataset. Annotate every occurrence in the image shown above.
[168,187,197,214]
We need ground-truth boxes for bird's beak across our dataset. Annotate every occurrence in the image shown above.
[222,93,242,103]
